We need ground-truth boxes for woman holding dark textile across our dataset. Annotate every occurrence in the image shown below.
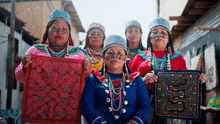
[125,20,145,64]
[15,9,90,83]
[129,18,206,123]
[83,22,105,71]
[81,35,151,124]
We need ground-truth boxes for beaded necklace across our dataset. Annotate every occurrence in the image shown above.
[81,47,102,70]
[45,44,70,58]
[127,48,138,62]
[106,73,127,120]
[137,48,181,73]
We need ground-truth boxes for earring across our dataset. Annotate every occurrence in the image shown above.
[103,63,108,87]
[46,38,49,45]
[124,63,130,83]
[167,43,171,70]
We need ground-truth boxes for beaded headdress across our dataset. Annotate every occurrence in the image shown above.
[48,9,71,26]
[125,20,142,34]
[87,22,105,33]
[149,18,170,32]
[102,35,127,54]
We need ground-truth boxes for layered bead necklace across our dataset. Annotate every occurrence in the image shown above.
[102,63,131,120]
[45,44,70,58]
[127,48,138,62]
[84,47,102,69]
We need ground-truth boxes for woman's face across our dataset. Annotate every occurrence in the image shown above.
[150,27,169,51]
[88,28,104,49]
[48,19,70,46]
[104,46,127,71]
[126,27,142,44]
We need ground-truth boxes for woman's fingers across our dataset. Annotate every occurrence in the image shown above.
[22,54,32,73]
[200,73,206,84]
[83,58,91,75]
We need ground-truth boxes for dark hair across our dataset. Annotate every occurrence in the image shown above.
[146,31,174,52]
[39,19,74,46]
[127,38,145,51]
[83,28,106,49]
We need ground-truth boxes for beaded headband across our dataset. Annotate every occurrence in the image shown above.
[125,20,142,34]
[48,9,71,26]
[102,35,127,54]
[149,18,170,32]
[87,22,105,33]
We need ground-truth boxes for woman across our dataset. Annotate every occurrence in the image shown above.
[125,20,145,64]
[129,18,206,123]
[83,22,105,71]
[81,35,151,124]
[15,9,90,83]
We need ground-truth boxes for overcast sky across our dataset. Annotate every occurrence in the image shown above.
[72,0,156,48]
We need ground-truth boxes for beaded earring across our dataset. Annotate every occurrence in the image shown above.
[46,38,49,45]
[66,40,70,57]
[103,63,108,87]
[148,44,155,73]
[166,43,171,70]
[124,63,130,84]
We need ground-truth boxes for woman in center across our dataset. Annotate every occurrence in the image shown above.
[81,35,151,124]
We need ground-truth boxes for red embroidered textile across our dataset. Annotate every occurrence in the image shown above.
[21,55,84,123]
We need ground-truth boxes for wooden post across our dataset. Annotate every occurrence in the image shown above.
[6,0,15,109]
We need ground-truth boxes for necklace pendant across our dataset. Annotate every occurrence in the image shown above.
[93,64,95,67]
[125,85,130,88]
[114,115,119,120]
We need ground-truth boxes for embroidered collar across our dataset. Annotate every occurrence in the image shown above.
[138,50,181,71]
[91,70,139,83]
[34,44,80,55]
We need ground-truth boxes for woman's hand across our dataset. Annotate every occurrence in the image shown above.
[21,54,32,73]
[200,73,206,84]
[142,73,157,90]
[143,73,157,84]
[83,58,91,77]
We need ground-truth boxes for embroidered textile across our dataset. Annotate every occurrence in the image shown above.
[154,70,202,121]
[21,55,84,123]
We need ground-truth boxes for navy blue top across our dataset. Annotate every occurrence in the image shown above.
[81,72,151,124]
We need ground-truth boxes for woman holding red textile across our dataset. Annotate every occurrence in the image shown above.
[15,9,90,83]
[129,18,206,123]
[81,35,151,124]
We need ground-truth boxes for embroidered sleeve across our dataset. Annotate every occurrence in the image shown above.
[130,76,151,123]
[81,76,106,124]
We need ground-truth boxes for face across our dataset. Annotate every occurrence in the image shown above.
[104,46,127,71]
[126,27,142,44]
[150,27,169,51]
[88,28,104,49]
[48,19,70,46]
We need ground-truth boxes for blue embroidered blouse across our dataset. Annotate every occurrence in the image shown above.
[81,72,151,124]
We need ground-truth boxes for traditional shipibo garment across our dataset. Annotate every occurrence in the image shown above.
[129,50,187,124]
[81,71,151,124]
[83,47,103,71]
[15,44,86,83]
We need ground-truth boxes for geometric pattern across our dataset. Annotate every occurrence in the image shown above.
[154,70,202,121]
[0,109,24,124]
[21,55,84,123]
